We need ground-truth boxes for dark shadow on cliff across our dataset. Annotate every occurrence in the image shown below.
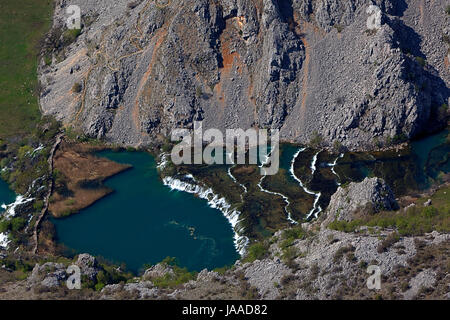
[387,16,450,136]
[387,0,408,17]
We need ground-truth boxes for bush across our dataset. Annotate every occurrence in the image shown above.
[10,217,26,232]
[334,24,344,33]
[415,56,426,67]
[309,131,323,148]
[152,258,197,289]
[377,232,400,253]
[329,204,449,236]
[63,28,82,46]
[282,226,308,241]
[72,82,82,93]
[446,5,450,15]
[243,242,269,263]
[0,219,10,233]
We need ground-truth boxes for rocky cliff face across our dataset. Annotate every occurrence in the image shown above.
[39,0,449,149]
[322,177,398,227]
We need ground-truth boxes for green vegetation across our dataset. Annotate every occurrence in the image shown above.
[278,226,309,267]
[0,0,53,138]
[377,232,400,253]
[281,225,309,243]
[0,257,34,280]
[0,217,27,233]
[333,245,355,263]
[242,242,269,263]
[329,186,450,236]
[1,117,62,198]
[62,28,82,46]
[151,257,197,288]
[94,264,133,291]
[446,5,450,15]
[309,131,323,148]
[365,29,378,36]
[415,56,427,67]
[334,24,344,33]
[72,82,82,93]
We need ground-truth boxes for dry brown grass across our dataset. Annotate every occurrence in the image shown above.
[49,141,131,218]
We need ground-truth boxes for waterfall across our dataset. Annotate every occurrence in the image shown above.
[290,148,322,219]
[1,195,34,218]
[258,149,297,224]
[162,175,249,255]
[327,153,344,185]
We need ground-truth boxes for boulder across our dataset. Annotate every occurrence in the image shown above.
[322,177,398,228]
[76,253,99,281]
[143,263,174,280]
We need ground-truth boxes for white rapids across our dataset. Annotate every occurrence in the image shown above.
[290,148,322,219]
[162,175,249,255]
[258,149,298,224]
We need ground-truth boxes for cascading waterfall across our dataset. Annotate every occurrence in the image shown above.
[226,152,248,199]
[0,232,10,249]
[1,195,34,218]
[327,153,344,185]
[227,165,248,201]
[310,152,320,175]
[290,148,322,219]
[258,149,297,224]
[162,174,249,255]
[0,195,34,249]
[156,152,169,171]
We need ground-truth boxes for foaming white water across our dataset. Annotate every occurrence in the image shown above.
[29,144,44,157]
[310,152,320,175]
[228,166,248,195]
[0,232,10,249]
[327,153,344,185]
[2,195,34,218]
[290,148,322,219]
[258,150,297,224]
[156,153,169,170]
[226,152,248,200]
[162,175,249,255]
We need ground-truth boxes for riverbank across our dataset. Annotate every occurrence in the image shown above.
[48,140,132,218]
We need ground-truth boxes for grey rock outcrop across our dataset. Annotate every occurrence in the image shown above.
[28,262,68,288]
[102,281,158,299]
[143,263,174,280]
[403,269,437,300]
[322,177,398,227]
[39,0,449,150]
[76,253,100,281]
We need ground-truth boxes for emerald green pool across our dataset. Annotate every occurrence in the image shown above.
[52,151,239,273]
[0,178,15,213]
[51,129,449,273]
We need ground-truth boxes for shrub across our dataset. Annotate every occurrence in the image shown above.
[333,245,355,263]
[446,5,450,15]
[309,131,323,148]
[127,1,140,9]
[334,24,344,33]
[0,219,10,233]
[282,226,308,241]
[63,28,82,46]
[152,266,197,289]
[243,242,269,263]
[415,56,426,67]
[333,140,344,153]
[328,204,449,236]
[377,232,400,253]
[44,54,52,66]
[10,217,26,232]
[72,82,82,93]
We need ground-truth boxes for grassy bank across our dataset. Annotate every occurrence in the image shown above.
[0,0,53,139]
